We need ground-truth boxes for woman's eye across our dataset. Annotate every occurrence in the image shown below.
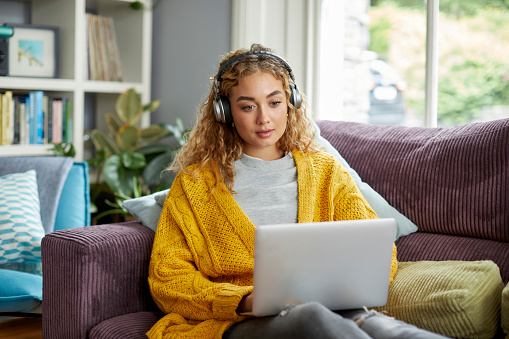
[270,101,282,107]
[242,105,255,111]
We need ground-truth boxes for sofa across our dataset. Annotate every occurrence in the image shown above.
[0,156,90,316]
[42,118,509,338]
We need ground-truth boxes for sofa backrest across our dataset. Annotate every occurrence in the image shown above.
[317,118,509,242]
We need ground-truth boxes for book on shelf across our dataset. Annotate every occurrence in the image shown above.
[1,91,13,145]
[0,90,72,146]
[86,13,124,81]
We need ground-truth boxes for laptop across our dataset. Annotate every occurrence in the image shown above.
[249,218,396,316]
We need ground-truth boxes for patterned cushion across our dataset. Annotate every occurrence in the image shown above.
[0,170,45,265]
[0,156,74,233]
[374,261,504,339]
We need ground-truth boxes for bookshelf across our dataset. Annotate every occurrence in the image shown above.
[0,0,152,161]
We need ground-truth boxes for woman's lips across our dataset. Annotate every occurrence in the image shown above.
[256,129,274,138]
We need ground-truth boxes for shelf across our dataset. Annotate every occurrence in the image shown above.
[0,77,144,94]
[0,144,55,157]
[82,81,144,93]
[0,77,76,92]
[0,0,152,161]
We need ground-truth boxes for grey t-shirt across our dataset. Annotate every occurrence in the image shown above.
[233,153,298,226]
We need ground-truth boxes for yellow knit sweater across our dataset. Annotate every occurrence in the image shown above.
[147,151,398,339]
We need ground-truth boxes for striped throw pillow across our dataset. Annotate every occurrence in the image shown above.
[0,170,45,264]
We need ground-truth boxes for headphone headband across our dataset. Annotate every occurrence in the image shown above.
[215,50,297,86]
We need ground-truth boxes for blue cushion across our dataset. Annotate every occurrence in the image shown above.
[0,268,42,312]
[54,162,91,231]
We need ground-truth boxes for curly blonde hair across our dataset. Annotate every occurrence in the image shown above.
[170,44,321,192]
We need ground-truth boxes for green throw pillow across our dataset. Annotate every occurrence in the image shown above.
[373,260,503,339]
[502,283,509,337]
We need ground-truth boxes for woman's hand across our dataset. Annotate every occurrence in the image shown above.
[237,293,253,313]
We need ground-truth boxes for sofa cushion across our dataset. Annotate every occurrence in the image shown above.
[317,118,509,242]
[0,268,42,313]
[502,283,509,337]
[54,162,91,230]
[0,170,45,265]
[89,311,164,339]
[396,232,509,284]
[374,260,503,339]
[0,156,74,233]
[122,189,169,232]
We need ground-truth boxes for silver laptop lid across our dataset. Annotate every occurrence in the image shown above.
[251,218,396,316]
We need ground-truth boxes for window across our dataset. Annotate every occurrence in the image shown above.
[317,0,509,127]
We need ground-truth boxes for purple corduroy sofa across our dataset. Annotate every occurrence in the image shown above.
[42,118,509,338]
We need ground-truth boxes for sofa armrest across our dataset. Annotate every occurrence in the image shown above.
[42,221,158,339]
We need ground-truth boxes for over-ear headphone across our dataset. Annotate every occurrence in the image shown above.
[213,50,302,125]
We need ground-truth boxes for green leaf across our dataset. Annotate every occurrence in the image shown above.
[103,155,137,197]
[87,149,108,167]
[116,125,139,151]
[105,113,122,136]
[120,151,146,170]
[159,118,189,146]
[140,125,169,142]
[91,129,119,154]
[49,142,76,157]
[142,150,176,186]
[135,143,171,155]
[143,99,160,113]
[130,1,144,10]
[116,88,143,124]
[175,117,185,131]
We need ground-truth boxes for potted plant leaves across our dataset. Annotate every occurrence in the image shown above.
[88,87,187,223]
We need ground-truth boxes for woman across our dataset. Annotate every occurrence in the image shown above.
[147,44,447,339]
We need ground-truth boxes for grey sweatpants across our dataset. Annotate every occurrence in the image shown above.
[223,302,450,339]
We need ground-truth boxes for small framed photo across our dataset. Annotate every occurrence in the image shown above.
[6,24,59,78]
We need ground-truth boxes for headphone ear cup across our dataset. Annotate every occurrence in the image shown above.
[213,95,233,124]
[289,85,302,109]
[220,96,233,125]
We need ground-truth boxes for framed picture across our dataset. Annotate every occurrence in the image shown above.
[6,24,59,78]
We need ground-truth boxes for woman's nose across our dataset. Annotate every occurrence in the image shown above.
[257,107,270,124]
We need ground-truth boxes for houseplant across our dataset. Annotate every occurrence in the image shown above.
[88,88,187,223]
